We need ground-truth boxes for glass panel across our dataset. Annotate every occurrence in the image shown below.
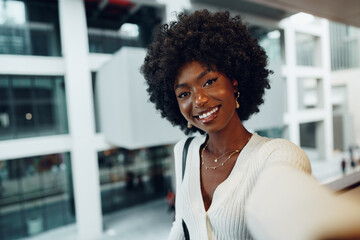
[0,104,11,134]
[0,0,61,56]
[296,33,321,67]
[85,4,163,54]
[54,77,68,134]
[23,200,45,236]
[30,29,51,56]
[0,77,11,137]
[300,121,325,160]
[34,77,52,99]
[14,103,34,130]
[259,29,282,64]
[0,76,9,101]
[0,203,25,239]
[36,103,55,128]
[300,122,316,148]
[98,145,173,215]
[0,159,21,206]
[0,75,69,140]
[330,22,360,71]
[12,77,32,100]
[0,153,75,239]
[21,156,42,201]
[256,127,283,138]
[297,78,323,110]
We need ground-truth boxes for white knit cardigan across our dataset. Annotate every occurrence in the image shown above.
[168,133,312,240]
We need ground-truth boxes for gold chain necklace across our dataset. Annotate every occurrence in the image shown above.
[201,136,251,170]
[206,147,238,163]
[201,146,240,170]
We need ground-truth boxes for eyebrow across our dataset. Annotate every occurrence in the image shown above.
[174,69,211,90]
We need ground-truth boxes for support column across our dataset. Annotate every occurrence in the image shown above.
[283,25,300,146]
[156,0,191,22]
[58,0,102,239]
[321,19,334,160]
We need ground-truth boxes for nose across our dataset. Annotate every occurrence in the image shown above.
[194,90,209,107]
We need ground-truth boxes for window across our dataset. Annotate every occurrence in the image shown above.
[330,22,360,70]
[0,75,68,140]
[98,145,173,214]
[86,3,163,54]
[300,121,325,160]
[296,33,321,67]
[0,153,75,239]
[297,77,323,110]
[0,0,61,56]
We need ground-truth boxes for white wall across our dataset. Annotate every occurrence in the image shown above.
[97,47,185,150]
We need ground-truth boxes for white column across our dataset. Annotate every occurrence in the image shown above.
[58,0,102,239]
[321,19,334,160]
[283,25,300,146]
[156,0,191,22]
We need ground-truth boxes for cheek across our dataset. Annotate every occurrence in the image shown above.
[214,88,234,101]
[177,101,191,118]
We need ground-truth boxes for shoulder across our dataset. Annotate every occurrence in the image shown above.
[174,138,188,155]
[258,138,312,174]
[174,135,204,155]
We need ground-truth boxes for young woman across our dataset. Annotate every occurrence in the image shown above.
[141,10,311,240]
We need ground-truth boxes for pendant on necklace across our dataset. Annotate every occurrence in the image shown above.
[214,158,218,163]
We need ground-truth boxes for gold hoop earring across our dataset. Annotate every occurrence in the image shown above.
[187,122,192,129]
[235,92,240,109]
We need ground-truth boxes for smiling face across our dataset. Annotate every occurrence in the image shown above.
[174,61,240,134]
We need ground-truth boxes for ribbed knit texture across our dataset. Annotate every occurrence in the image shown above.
[168,133,312,240]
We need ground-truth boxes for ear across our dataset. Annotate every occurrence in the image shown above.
[232,79,238,93]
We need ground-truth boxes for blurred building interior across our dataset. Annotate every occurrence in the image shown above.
[0,0,360,239]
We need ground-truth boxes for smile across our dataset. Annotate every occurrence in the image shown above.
[194,106,220,124]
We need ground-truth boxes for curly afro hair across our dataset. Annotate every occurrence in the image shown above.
[141,9,271,135]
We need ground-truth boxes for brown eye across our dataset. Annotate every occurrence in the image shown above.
[203,77,218,87]
[177,92,190,98]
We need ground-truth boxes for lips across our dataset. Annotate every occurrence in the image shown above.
[194,106,220,124]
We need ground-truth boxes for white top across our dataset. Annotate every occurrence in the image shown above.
[168,133,312,240]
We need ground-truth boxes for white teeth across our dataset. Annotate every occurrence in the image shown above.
[198,107,218,119]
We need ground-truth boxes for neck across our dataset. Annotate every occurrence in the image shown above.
[206,115,251,155]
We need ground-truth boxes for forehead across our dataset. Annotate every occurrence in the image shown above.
[175,61,209,85]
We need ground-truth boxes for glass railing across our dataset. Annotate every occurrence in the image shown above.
[88,27,143,54]
[98,145,173,214]
[0,75,69,140]
[0,22,61,56]
[0,152,75,240]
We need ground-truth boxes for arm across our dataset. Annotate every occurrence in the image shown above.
[245,140,360,240]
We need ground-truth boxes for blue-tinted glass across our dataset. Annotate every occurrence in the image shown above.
[0,153,75,239]
[14,103,34,129]
[0,0,61,56]
[36,103,55,127]
[0,104,11,134]
[0,75,68,140]
[54,77,68,134]
[12,78,32,100]
[34,78,52,99]
[98,145,173,215]
[0,77,9,101]
[300,122,317,148]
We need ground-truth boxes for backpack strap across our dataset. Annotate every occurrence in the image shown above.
[182,136,194,181]
[181,136,194,240]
